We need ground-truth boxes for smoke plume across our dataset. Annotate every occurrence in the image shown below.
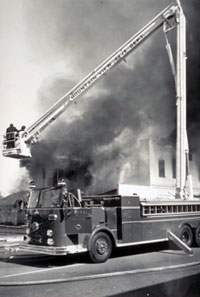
[20,0,200,194]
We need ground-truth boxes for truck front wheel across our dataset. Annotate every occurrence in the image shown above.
[89,232,112,263]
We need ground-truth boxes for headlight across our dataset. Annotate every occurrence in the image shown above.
[48,214,58,221]
[31,222,39,232]
[26,228,30,235]
[47,229,53,237]
[47,238,54,246]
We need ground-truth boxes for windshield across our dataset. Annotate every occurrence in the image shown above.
[28,188,61,208]
[38,189,61,208]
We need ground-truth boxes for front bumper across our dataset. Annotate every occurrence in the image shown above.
[19,243,87,256]
[19,243,68,255]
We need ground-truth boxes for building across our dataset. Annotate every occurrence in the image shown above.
[119,139,200,199]
[33,138,200,199]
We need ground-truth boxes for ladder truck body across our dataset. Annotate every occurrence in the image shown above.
[21,182,200,263]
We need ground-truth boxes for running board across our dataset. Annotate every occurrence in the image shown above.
[167,231,193,255]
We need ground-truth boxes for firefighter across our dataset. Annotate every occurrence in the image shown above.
[6,123,18,148]
[18,125,26,143]
[29,180,36,189]
[60,184,68,205]
[15,125,27,152]
[18,125,26,137]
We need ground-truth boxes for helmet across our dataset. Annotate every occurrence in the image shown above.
[57,178,66,187]
[29,180,36,189]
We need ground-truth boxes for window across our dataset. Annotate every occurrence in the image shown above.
[39,189,61,208]
[158,159,165,178]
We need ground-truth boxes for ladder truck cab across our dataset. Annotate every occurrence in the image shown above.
[5,1,200,261]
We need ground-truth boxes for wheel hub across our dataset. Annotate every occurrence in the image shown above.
[182,232,189,243]
[96,238,108,255]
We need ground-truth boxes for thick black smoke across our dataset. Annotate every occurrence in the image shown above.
[20,0,200,193]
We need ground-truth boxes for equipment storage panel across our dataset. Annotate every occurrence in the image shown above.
[120,196,141,243]
[65,208,92,234]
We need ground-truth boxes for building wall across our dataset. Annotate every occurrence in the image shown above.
[187,154,200,196]
[139,139,200,197]
[149,140,176,187]
[136,139,151,186]
[0,205,26,226]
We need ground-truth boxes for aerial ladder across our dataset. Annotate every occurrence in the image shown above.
[2,1,190,199]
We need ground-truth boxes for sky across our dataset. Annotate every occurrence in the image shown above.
[0,0,200,196]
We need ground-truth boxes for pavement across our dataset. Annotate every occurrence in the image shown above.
[0,240,200,296]
[0,242,200,284]
[0,229,200,287]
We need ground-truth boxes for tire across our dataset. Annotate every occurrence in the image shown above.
[195,225,200,247]
[89,232,112,263]
[179,225,193,247]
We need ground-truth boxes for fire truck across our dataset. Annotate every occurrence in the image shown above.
[3,1,200,262]
[19,182,200,263]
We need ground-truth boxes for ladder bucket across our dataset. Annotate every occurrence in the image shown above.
[2,136,31,159]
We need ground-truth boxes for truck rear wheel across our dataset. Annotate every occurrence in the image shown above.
[89,232,112,263]
[179,225,193,247]
[195,225,200,247]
